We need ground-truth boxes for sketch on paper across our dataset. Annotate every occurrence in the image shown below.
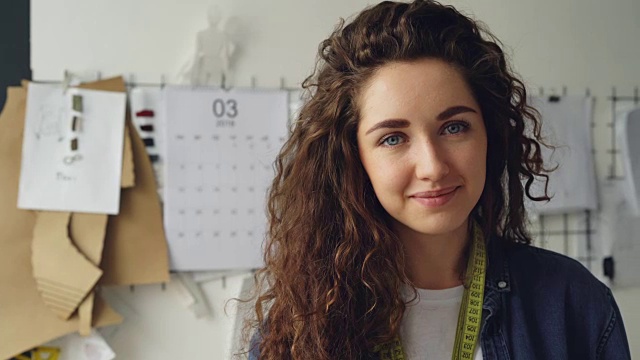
[18,83,127,214]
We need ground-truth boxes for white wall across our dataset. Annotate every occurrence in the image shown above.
[32,0,640,91]
[31,0,640,358]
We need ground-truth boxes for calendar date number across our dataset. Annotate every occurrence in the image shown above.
[212,98,238,128]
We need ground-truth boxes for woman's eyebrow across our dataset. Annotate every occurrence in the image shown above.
[436,105,477,121]
[364,106,477,135]
[365,119,410,135]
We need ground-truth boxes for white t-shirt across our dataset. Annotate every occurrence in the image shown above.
[400,285,483,360]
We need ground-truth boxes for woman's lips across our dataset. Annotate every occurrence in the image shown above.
[410,186,459,207]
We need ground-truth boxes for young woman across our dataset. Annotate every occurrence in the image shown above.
[245,1,631,358]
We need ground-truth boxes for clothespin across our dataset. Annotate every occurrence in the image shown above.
[62,70,72,94]
[128,73,136,90]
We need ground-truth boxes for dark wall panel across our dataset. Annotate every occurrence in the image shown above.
[0,0,31,110]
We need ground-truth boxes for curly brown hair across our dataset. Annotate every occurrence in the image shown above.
[243,0,550,358]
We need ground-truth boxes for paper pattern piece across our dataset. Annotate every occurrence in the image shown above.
[97,79,169,286]
[527,95,598,214]
[0,86,122,360]
[18,83,127,214]
[69,212,109,335]
[120,123,135,189]
[166,273,196,307]
[163,87,288,270]
[166,273,212,318]
[31,211,103,320]
[616,107,640,216]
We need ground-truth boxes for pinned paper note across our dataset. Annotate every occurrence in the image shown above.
[617,108,640,216]
[527,95,597,214]
[18,83,127,214]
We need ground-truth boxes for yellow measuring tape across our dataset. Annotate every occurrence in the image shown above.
[373,222,486,360]
[12,346,61,360]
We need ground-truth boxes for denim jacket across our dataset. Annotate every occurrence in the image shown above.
[249,238,631,359]
[479,238,631,359]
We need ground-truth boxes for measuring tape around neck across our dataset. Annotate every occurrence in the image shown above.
[373,222,487,360]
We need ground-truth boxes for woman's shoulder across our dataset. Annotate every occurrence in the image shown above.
[496,241,631,358]
[505,242,600,283]
[499,241,612,306]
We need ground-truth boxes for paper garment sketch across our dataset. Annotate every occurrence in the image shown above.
[616,107,640,216]
[163,86,288,270]
[527,95,598,214]
[18,83,127,214]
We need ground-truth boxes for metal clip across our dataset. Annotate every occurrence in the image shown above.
[62,70,72,94]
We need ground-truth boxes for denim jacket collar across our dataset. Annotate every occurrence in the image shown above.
[481,236,510,332]
[484,235,511,294]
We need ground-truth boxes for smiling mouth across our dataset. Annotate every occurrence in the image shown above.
[410,186,459,207]
[411,186,459,198]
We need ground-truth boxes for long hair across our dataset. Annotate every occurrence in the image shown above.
[244,1,550,358]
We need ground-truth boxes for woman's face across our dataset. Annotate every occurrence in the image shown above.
[357,58,487,238]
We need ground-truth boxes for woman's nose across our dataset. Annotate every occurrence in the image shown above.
[413,140,450,181]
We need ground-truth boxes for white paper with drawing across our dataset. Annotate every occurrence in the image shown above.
[163,87,288,270]
[526,95,597,214]
[18,83,126,214]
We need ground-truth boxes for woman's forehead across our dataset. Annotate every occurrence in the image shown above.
[357,59,480,125]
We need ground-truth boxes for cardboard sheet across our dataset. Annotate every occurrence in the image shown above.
[29,78,135,335]
[121,123,135,188]
[0,86,122,360]
[69,212,109,335]
[31,211,102,320]
[90,80,169,286]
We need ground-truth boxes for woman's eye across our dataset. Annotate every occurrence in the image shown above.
[382,135,403,146]
[443,122,468,135]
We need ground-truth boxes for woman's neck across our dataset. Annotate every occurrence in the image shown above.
[395,219,470,290]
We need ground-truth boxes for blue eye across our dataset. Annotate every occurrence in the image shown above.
[382,135,403,146]
[444,122,469,135]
